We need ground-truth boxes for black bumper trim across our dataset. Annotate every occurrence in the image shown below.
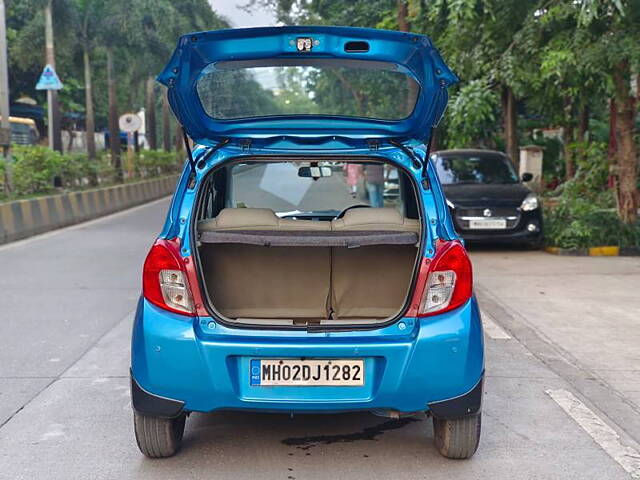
[130,370,185,418]
[428,373,484,419]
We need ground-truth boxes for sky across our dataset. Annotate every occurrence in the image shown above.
[209,0,278,28]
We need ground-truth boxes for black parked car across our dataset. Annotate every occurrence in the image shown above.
[431,149,543,248]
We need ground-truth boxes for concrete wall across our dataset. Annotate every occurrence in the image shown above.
[0,175,179,245]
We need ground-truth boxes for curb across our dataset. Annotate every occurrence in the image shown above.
[545,246,640,256]
[0,175,179,245]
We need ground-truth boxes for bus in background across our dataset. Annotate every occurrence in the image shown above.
[0,117,40,146]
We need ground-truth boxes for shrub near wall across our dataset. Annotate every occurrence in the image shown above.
[134,150,179,178]
[12,146,65,195]
[0,146,182,200]
[544,195,640,249]
[543,142,640,252]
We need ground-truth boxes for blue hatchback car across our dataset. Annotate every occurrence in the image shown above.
[131,26,484,459]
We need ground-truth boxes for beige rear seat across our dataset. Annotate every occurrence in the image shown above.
[199,208,331,318]
[198,207,419,320]
[330,208,419,318]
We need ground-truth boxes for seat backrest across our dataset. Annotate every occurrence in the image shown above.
[331,207,419,232]
[330,208,418,318]
[198,207,418,320]
[200,244,331,319]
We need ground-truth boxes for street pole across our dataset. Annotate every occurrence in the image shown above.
[44,0,62,152]
[0,0,12,193]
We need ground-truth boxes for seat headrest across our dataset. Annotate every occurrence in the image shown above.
[198,208,331,231]
[331,208,419,232]
[215,208,279,228]
[342,208,404,225]
[198,207,418,233]
[197,208,278,231]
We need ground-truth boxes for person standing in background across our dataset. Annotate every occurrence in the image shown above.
[364,163,385,207]
[344,163,362,198]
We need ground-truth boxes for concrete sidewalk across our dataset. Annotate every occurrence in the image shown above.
[472,249,640,443]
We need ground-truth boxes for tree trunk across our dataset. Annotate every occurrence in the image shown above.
[575,102,590,169]
[175,123,183,163]
[562,95,576,179]
[608,99,618,190]
[145,76,157,150]
[162,91,171,152]
[106,47,122,180]
[397,0,418,115]
[396,0,409,31]
[430,128,439,153]
[611,60,638,224]
[501,86,518,171]
[578,103,589,143]
[562,125,575,180]
[82,47,96,163]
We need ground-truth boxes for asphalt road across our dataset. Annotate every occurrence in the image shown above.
[1,196,640,479]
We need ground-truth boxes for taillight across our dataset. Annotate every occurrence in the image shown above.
[408,241,473,317]
[143,239,195,316]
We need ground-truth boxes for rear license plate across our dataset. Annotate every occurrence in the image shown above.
[250,359,365,386]
[469,218,507,229]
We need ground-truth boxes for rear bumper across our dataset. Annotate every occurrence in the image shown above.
[131,297,484,415]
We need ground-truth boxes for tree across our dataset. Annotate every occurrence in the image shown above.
[448,80,499,148]
[415,0,541,169]
[506,5,607,180]
[534,0,640,223]
[73,0,106,163]
[581,0,639,224]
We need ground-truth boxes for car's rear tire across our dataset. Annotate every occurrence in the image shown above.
[432,413,481,459]
[133,410,186,458]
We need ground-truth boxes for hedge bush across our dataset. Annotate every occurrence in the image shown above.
[134,150,179,178]
[544,194,640,249]
[544,142,640,249]
[0,146,181,200]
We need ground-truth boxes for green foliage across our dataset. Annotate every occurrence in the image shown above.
[134,150,180,178]
[6,0,639,228]
[544,141,639,248]
[197,69,280,120]
[58,151,116,188]
[545,195,639,249]
[0,146,178,201]
[7,0,228,125]
[11,146,65,195]
[447,80,499,147]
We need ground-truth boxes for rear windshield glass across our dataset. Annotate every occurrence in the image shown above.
[433,154,518,185]
[228,162,404,216]
[196,59,419,121]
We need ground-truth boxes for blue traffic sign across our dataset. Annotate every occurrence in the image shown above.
[36,64,63,90]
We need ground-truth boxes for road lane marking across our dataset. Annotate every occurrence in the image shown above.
[481,311,512,339]
[546,388,640,479]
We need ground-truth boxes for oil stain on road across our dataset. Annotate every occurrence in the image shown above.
[281,417,420,452]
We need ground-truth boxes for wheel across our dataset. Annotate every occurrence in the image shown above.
[133,410,186,458]
[432,413,481,459]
